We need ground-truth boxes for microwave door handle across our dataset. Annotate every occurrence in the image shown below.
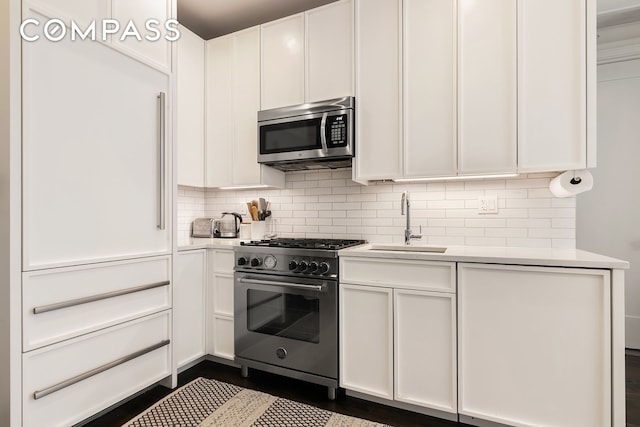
[320,112,329,154]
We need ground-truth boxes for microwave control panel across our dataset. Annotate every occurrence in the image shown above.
[327,114,348,147]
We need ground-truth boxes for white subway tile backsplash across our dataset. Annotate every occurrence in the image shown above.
[178,170,576,248]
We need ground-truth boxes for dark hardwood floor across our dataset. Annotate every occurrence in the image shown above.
[85,355,640,427]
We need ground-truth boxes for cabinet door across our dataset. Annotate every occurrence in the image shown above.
[111,0,174,71]
[339,284,393,399]
[177,26,205,187]
[354,0,402,180]
[24,0,109,34]
[175,250,205,368]
[205,34,233,187]
[261,14,305,110]
[458,0,517,174]
[232,26,262,186]
[305,0,354,102]
[206,249,235,360]
[394,289,457,413]
[403,0,457,178]
[518,0,587,172]
[22,28,171,269]
[458,263,611,427]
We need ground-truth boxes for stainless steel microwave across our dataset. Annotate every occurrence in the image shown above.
[257,97,354,171]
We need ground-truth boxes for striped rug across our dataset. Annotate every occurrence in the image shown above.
[122,377,391,427]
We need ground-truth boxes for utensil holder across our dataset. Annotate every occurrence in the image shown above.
[251,221,267,240]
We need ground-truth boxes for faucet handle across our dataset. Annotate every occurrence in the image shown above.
[412,225,423,240]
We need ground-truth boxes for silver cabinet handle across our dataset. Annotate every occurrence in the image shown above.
[33,280,170,315]
[157,92,166,230]
[320,112,329,154]
[33,339,170,400]
[238,277,325,292]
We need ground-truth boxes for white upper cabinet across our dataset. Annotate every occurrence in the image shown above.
[518,0,590,172]
[205,34,234,188]
[206,28,285,189]
[305,0,354,102]
[177,25,205,187]
[403,0,457,178]
[233,27,263,186]
[111,0,175,72]
[354,0,402,180]
[261,0,355,109]
[24,0,110,34]
[22,25,171,269]
[261,14,305,110]
[458,0,517,175]
[23,0,175,73]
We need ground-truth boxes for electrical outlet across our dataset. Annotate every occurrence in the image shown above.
[478,196,498,214]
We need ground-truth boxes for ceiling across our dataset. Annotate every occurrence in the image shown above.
[178,0,339,40]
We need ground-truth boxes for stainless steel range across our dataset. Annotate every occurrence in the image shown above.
[233,238,366,399]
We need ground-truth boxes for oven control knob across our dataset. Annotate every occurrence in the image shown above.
[250,257,262,267]
[308,262,318,273]
[237,257,249,266]
[276,347,287,359]
[288,260,298,271]
[319,262,330,275]
[297,261,308,272]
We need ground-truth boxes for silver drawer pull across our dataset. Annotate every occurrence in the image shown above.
[33,280,170,315]
[33,339,170,400]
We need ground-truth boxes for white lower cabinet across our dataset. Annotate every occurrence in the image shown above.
[458,263,611,427]
[206,248,235,360]
[339,257,457,414]
[340,284,393,399]
[394,289,456,413]
[23,311,171,427]
[175,250,206,369]
[22,256,171,352]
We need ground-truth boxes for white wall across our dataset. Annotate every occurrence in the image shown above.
[0,0,22,424]
[578,58,640,349]
[599,0,640,14]
[178,172,577,248]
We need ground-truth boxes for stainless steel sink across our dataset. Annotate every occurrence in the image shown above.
[368,244,447,253]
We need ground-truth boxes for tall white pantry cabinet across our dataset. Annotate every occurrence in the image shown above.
[3,0,178,425]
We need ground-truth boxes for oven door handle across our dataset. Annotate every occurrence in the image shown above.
[320,112,329,154]
[238,277,326,292]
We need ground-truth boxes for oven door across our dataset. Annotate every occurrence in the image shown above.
[234,272,338,379]
[258,109,353,165]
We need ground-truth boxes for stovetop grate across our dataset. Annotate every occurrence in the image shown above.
[240,238,366,250]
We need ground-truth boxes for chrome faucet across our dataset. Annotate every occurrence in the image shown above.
[401,191,422,245]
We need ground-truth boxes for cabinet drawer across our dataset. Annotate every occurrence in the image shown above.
[340,257,455,292]
[23,256,171,351]
[23,311,171,427]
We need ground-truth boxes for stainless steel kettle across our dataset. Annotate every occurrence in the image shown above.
[213,212,243,238]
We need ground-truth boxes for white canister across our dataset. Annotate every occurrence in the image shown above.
[251,221,267,240]
[239,222,251,240]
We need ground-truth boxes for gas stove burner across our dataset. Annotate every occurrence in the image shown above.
[240,238,366,251]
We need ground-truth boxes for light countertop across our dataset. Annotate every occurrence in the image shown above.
[178,239,629,269]
[339,244,630,270]
[177,237,244,251]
